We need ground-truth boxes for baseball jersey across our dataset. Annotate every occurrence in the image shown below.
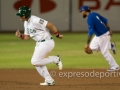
[87,12,108,37]
[24,15,52,42]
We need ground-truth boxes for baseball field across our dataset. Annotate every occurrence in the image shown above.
[0,33,120,90]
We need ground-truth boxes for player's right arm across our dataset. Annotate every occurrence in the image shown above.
[86,17,94,45]
[15,30,30,40]
[46,22,63,39]
[84,18,94,54]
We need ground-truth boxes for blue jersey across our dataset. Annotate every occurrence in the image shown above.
[87,12,108,36]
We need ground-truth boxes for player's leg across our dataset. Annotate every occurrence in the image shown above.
[110,42,116,54]
[31,40,62,68]
[99,32,119,71]
[35,65,55,86]
[32,40,55,85]
[35,66,44,78]
[106,34,116,54]
[89,35,100,51]
[90,36,116,54]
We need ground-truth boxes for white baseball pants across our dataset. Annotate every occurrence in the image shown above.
[31,39,59,82]
[90,31,119,68]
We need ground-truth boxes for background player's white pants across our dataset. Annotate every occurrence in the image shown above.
[31,39,59,82]
[90,31,119,68]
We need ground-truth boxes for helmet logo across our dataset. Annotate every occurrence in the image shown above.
[18,9,21,13]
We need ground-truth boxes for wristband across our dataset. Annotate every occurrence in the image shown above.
[54,31,59,38]
[87,39,90,44]
[107,27,110,31]
[54,31,59,35]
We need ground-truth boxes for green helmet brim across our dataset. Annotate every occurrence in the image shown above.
[16,13,23,17]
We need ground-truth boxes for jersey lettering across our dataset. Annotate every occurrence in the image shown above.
[27,28,36,33]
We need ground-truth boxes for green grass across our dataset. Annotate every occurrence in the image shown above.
[0,33,120,69]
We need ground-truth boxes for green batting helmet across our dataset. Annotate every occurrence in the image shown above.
[16,6,31,18]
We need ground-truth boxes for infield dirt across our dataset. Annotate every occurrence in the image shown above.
[0,69,120,90]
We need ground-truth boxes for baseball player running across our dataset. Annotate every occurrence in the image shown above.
[80,6,119,71]
[15,6,63,86]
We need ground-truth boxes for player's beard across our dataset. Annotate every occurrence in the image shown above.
[83,14,87,18]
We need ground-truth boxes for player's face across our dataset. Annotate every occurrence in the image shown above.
[81,11,87,18]
[19,16,26,22]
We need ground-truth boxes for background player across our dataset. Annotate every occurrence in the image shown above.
[80,6,119,71]
[15,6,63,86]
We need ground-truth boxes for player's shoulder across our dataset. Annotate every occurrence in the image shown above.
[90,12,99,16]
[88,12,94,19]
[30,15,40,20]
[30,15,41,23]
[89,12,100,20]
[87,12,96,22]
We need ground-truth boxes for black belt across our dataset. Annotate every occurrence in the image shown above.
[38,37,53,42]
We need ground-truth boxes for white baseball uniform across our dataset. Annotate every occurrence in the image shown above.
[24,15,59,83]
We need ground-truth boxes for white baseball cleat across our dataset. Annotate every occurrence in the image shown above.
[56,55,63,70]
[107,67,119,71]
[111,42,116,54]
[40,81,55,86]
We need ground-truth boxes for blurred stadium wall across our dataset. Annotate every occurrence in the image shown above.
[0,0,120,32]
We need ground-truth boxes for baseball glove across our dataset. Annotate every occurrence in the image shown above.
[84,46,93,54]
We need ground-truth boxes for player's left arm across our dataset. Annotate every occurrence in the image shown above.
[46,22,63,39]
